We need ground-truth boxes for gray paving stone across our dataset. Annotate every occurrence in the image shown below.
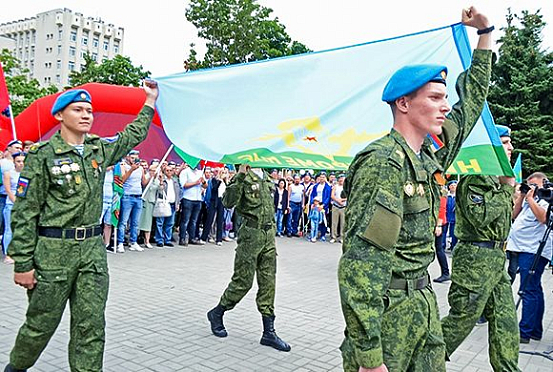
[1,236,552,371]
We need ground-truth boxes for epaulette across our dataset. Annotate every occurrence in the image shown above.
[28,142,47,154]
[387,142,405,170]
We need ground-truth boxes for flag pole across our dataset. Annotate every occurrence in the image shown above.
[8,104,16,140]
[142,144,174,199]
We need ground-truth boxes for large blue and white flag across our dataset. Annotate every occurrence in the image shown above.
[155,23,513,175]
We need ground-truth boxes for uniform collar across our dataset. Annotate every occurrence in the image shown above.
[390,129,443,181]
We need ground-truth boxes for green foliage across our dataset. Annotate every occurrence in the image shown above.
[0,49,58,116]
[488,9,553,176]
[69,54,150,87]
[185,0,310,70]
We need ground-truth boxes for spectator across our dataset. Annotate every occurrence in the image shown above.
[22,140,34,153]
[274,178,289,237]
[2,151,25,264]
[442,180,458,251]
[433,189,451,283]
[330,174,347,243]
[155,164,180,247]
[308,199,325,243]
[0,140,23,237]
[200,167,226,245]
[270,169,280,185]
[310,172,332,241]
[178,163,205,246]
[116,149,148,253]
[287,175,304,237]
[101,166,115,251]
[506,172,552,344]
[140,164,161,249]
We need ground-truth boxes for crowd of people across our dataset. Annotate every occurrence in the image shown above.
[95,154,349,253]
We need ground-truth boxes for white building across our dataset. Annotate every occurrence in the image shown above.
[0,8,124,88]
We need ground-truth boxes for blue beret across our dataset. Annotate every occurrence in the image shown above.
[128,149,140,155]
[382,64,448,103]
[495,125,511,138]
[447,180,458,186]
[51,89,92,115]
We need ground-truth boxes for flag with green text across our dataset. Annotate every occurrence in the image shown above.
[155,23,513,176]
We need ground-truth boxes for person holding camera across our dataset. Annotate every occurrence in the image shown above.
[116,150,149,253]
[506,172,552,344]
[441,125,520,371]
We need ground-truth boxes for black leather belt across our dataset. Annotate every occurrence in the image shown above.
[389,275,429,290]
[465,240,506,250]
[38,226,102,241]
[244,219,274,231]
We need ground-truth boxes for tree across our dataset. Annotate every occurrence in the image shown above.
[69,54,150,87]
[185,0,310,70]
[0,49,58,116]
[488,9,553,176]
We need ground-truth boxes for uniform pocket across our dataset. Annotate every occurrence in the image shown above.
[358,188,402,251]
[29,269,68,314]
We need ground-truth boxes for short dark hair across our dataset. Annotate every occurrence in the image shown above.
[527,172,547,182]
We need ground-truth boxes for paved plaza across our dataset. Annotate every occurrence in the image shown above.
[1,237,552,371]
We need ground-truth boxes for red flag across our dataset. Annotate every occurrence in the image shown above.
[0,62,14,148]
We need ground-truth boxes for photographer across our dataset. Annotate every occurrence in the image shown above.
[506,172,552,344]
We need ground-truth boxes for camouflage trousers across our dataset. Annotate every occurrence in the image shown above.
[341,285,446,372]
[441,242,520,372]
[220,224,276,316]
[10,236,109,372]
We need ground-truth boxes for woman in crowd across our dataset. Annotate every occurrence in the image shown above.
[274,178,289,237]
[2,151,26,264]
[139,164,161,249]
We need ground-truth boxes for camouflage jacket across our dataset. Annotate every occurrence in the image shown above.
[9,106,155,273]
[338,49,492,368]
[222,170,275,227]
[455,175,514,242]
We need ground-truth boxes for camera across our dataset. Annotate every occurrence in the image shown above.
[536,179,553,203]
[519,182,537,195]
[134,158,141,164]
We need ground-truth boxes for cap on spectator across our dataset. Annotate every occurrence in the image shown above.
[7,139,22,148]
[150,158,160,165]
[382,64,447,103]
[51,89,92,115]
[168,161,176,166]
[495,125,511,138]
[128,149,139,155]
[446,179,458,186]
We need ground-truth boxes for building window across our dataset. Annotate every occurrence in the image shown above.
[32,31,36,43]
[93,38,99,48]
[81,64,86,71]
[70,30,77,42]
[103,41,109,51]
[82,36,88,46]
[57,45,62,55]
[58,29,63,41]
[57,60,62,70]
[114,45,119,54]
[92,53,98,61]
[68,61,75,71]
[69,46,76,57]
[56,75,61,84]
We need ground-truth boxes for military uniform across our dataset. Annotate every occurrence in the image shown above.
[338,49,492,371]
[208,169,290,351]
[219,169,277,314]
[7,104,154,371]
[441,174,520,371]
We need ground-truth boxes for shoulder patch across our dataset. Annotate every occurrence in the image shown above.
[16,177,31,197]
[388,146,405,169]
[469,194,484,204]
[28,142,47,154]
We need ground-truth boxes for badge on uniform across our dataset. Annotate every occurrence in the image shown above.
[16,177,30,197]
[251,184,259,191]
[404,182,415,197]
[53,158,73,166]
[470,194,484,204]
[417,184,425,196]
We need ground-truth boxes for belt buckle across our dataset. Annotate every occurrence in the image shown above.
[75,227,86,241]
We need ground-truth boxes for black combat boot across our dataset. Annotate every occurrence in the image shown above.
[260,315,291,352]
[207,304,228,337]
[4,364,27,372]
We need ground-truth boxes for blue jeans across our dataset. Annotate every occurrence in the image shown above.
[435,230,449,276]
[442,222,457,250]
[155,203,176,244]
[518,252,548,340]
[201,198,224,242]
[275,209,285,235]
[179,199,202,241]
[117,195,143,244]
[289,201,302,235]
[2,202,13,255]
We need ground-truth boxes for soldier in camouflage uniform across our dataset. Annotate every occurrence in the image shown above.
[4,82,159,372]
[338,8,493,372]
[207,164,291,352]
[441,125,520,372]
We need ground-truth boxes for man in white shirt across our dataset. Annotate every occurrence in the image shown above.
[506,172,552,344]
[178,163,205,246]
